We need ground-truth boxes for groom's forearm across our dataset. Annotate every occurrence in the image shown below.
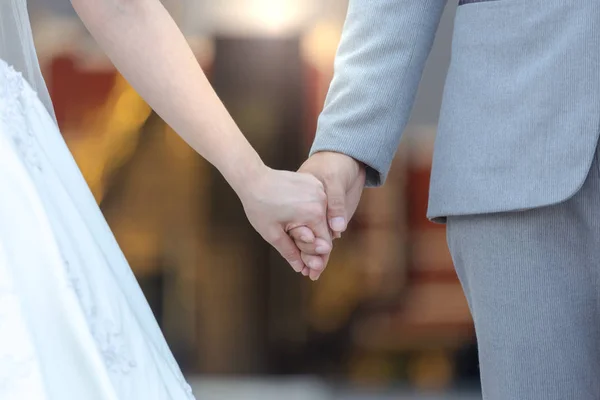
[311,0,448,187]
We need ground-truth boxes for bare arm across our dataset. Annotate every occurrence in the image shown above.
[71,0,260,196]
[70,0,333,276]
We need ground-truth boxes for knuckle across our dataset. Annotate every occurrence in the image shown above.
[307,203,326,221]
[329,196,345,208]
[268,229,285,245]
[321,167,336,183]
[287,227,302,239]
[281,248,299,261]
[316,188,327,202]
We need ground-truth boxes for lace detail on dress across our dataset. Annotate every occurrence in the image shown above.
[0,63,44,393]
[0,58,195,399]
[89,308,139,375]
[63,256,138,375]
[0,59,139,380]
[0,61,42,172]
[64,249,193,397]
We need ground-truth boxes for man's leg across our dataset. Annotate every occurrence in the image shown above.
[446,154,600,399]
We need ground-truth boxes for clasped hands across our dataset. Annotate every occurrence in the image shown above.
[241,151,366,281]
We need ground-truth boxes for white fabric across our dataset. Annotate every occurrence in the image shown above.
[0,59,195,399]
[0,0,55,121]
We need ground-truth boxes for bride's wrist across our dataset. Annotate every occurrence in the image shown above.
[225,153,268,200]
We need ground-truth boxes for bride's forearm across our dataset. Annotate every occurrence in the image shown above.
[70,0,264,195]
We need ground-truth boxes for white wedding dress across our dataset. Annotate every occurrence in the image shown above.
[0,2,195,400]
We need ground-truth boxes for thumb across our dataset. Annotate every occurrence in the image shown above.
[325,181,347,234]
[271,230,305,273]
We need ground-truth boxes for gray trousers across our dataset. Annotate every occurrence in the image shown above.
[446,147,600,399]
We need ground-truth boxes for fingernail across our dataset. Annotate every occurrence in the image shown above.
[330,217,346,232]
[291,262,302,273]
[300,235,314,244]
[308,260,320,270]
[315,245,330,254]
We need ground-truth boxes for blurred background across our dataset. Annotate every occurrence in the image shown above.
[28,0,481,398]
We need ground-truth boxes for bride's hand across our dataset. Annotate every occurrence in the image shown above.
[238,166,332,277]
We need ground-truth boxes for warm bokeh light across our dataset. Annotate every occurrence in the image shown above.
[203,0,319,36]
[301,20,343,71]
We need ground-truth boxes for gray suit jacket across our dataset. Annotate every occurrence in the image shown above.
[310,0,600,221]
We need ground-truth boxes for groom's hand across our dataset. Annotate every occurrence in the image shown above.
[289,151,366,280]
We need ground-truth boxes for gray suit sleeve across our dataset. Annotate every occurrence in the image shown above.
[310,0,448,186]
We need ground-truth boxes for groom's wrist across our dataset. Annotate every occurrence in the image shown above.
[309,140,384,187]
[313,151,364,174]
